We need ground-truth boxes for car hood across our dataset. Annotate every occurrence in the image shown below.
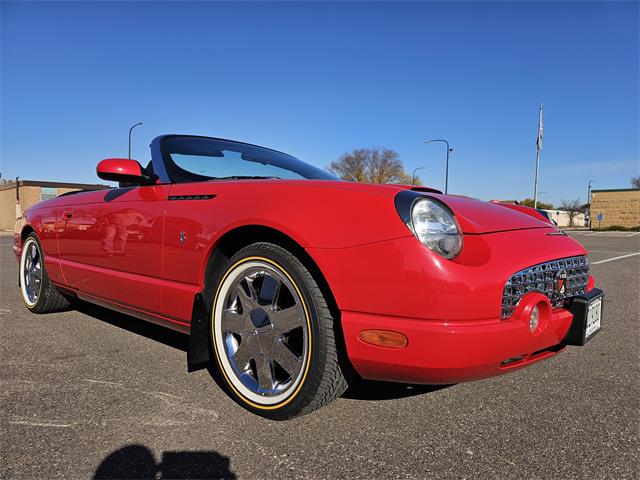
[289,181,551,235]
[419,192,552,234]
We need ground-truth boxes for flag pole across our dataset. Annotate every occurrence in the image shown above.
[533,103,543,209]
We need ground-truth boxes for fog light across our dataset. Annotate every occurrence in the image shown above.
[530,305,540,333]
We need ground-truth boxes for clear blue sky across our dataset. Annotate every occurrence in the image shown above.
[2,1,638,206]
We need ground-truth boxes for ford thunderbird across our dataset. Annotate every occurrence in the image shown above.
[14,134,603,419]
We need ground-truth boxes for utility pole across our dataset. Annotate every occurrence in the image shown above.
[533,103,543,209]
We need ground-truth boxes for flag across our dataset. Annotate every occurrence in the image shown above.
[536,103,543,153]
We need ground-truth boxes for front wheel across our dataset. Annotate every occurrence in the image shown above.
[209,242,351,419]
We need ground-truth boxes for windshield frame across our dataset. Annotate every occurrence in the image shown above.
[150,134,336,184]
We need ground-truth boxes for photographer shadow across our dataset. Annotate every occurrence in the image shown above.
[94,444,235,480]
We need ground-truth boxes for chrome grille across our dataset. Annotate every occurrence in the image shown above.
[501,256,590,319]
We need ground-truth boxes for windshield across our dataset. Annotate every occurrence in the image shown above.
[160,135,336,183]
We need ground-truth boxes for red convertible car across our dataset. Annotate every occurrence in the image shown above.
[15,134,603,419]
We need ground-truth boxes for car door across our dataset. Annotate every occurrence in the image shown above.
[58,185,169,313]
[160,182,223,322]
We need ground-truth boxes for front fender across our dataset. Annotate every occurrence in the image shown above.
[308,227,587,321]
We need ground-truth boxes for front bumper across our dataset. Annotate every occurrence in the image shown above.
[342,288,603,384]
[307,229,595,383]
[341,307,574,384]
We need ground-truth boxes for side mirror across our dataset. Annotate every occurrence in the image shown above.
[96,158,156,185]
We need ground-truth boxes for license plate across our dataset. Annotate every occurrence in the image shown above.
[565,289,604,346]
[585,297,602,339]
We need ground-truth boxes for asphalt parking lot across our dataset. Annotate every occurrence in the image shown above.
[1,231,638,479]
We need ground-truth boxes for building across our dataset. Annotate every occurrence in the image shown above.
[0,180,108,231]
[589,188,640,229]
[542,209,586,228]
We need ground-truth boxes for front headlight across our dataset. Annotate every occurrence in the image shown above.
[392,191,463,259]
[394,191,464,259]
[410,197,462,259]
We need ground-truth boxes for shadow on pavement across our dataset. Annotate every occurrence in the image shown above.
[76,300,450,403]
[343,377,451,401]
[75,301,189,352]
[93,444,235,479]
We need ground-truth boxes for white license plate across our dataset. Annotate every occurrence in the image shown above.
[585,297,602,338]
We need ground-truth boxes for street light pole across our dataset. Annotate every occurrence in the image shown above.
[128,122,143,159]
[412,167,427,185]
[425,139,452,194]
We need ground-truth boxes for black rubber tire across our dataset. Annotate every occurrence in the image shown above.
[207,242,351,420]
[20,233,70,314]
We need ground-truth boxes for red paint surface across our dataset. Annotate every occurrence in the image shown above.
[490,201,555,225]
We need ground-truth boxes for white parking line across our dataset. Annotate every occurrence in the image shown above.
[588,250,636,254]
[585,232,638,237]
[591,252,640,265]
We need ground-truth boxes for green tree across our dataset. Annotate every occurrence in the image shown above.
[520,198,554,210]
[329,148,420,185]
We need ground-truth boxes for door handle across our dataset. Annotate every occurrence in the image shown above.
[63,211,73,219]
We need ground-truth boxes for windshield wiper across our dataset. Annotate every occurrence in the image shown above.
[210,176,281,180]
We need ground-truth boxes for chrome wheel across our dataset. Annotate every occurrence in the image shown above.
[21,238,43,307]
[213,259,309,406]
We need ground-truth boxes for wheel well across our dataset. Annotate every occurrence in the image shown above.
[187,224,348,373]
[204,225,339,313]
[21,225,35,243]
[215,225,307,264]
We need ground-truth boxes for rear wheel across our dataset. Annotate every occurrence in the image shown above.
[20,233,70,313]
[209,242,351,419]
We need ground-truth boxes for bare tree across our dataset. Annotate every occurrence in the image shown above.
[560,198,582,227]
[329,148,419,185]
[632,176,640,188]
